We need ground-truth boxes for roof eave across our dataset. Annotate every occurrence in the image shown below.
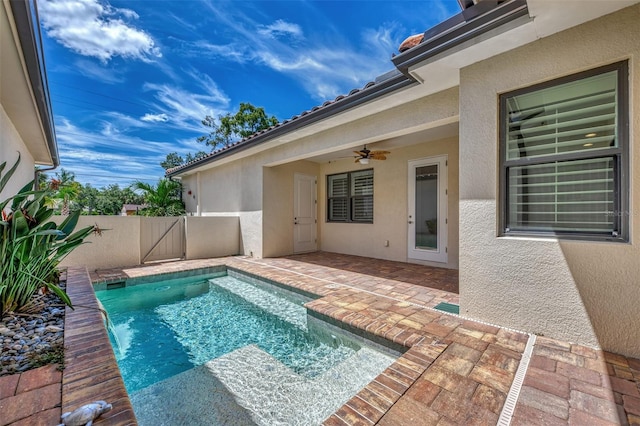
[167,72,415,177]
[10,0,59,167]
[392,0,529,77]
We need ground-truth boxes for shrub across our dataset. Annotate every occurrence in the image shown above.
[0,154,95,315]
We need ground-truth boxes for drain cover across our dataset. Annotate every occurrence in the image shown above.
[434,302,459,314]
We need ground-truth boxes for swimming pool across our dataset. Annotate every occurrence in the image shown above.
[96,269,398,425]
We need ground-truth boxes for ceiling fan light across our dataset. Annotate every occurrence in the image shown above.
[359,158,370,165]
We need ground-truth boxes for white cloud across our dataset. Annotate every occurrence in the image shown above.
[141,113,169,123]
[196,2,406,101]
[56,117,174,154]
[142,78,230,132]
[100,121,119,136]
[54,116,202,188]
[258,20,304,39]
[39,0,161,62]
[72,59,126,83]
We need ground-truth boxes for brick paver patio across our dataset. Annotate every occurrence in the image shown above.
[0,364,62,425]
[2,252,638,425]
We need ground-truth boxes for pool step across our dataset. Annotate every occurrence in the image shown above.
[210,276,307,329]
[130,341,394,426]
[205,344,394,426]
[130,364,256,426]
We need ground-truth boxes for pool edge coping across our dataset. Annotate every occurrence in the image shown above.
[64,266,137,426]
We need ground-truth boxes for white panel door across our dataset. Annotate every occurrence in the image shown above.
[408,156,448,263]
[293,173,317,253]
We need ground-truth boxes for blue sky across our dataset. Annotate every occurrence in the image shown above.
[39,0,460,188]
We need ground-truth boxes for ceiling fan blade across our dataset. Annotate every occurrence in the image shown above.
[370,150,390,155]
[354,151,366,156]
[355,157,362,163]
[370,154,387,160]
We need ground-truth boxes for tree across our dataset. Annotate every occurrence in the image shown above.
[160,151,209,170]
[94,184,124,215]
[197,102,278,150]
[184,151,208,163]
[131,179,184,217]
[36,171,49,190]
[161,152,184,170]
[120,187,145,205]
[49,169,81,215]
[75,184,100,215]
[91,184,144,215]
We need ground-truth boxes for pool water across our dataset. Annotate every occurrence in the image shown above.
[96,271,397,425]
[98,273,358,393]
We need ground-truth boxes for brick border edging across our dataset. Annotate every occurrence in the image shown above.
[63,266,137,425]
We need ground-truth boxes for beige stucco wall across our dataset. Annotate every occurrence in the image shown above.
[0,104,36,200]
[182,156,265,257]
[459,4,640,356]
[59,216,241,269]
[263,160,320,258]
[58,216,142,270]
[319,137,459,268]
[181,87,459,260]
[185,216,240,259]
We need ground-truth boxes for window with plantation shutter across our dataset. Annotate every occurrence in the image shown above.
[351,170,373,222]
[328,173,348,221]
[500,62,628,241]
[327,169,373,223]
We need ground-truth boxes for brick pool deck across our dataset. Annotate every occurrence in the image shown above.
[1,252,639,425]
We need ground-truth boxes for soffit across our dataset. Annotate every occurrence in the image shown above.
[0,2,53,166]
[407,0,639,87]
[300,121,460,165]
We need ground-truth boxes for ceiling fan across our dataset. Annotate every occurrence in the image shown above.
[353,145,390,164]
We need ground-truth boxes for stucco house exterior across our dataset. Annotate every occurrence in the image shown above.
[168,0,640,357]
[0,0,58,198]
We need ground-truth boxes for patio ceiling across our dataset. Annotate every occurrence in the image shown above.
[300,121,459,165]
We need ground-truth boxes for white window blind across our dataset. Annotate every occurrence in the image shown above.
[327,169,373,223]
[507,157,615,233]
[328,174,348,221]
[506,72,617,161]
[501,63,627,239]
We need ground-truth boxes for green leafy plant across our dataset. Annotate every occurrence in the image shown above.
[131,179,185,217]
[0,154,95,315]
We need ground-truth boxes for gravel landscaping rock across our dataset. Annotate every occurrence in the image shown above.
[0,284,66,376]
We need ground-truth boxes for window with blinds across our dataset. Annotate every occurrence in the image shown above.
[328,173,348,221]
[327,169,373,223]
[500,62,628,240]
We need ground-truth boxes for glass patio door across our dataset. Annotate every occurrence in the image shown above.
[408,156,447,263]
